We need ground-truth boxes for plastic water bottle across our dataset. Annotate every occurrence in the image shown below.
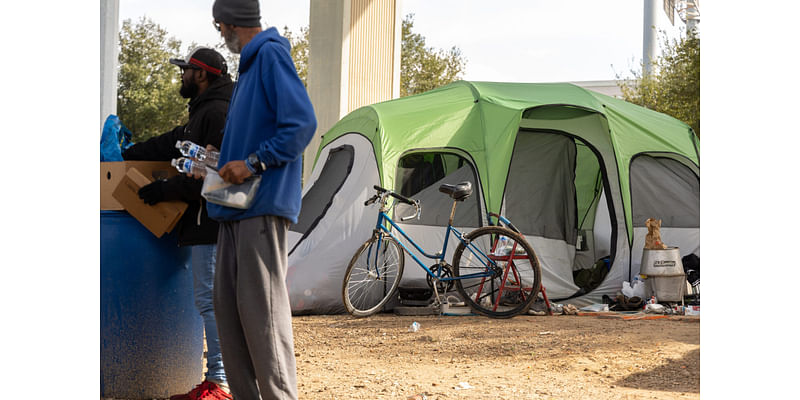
[171,157,207,177]
[408,321,420,332]
[494,236,510,256]
[175,140,219,168]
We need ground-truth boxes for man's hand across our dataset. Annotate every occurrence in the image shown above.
[138,180,166,205]
[219,160,253,184]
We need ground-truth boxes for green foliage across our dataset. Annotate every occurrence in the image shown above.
[619,31,700,136]
[400,14,466,97]
[283,26,309,87]
[117,17,187,142]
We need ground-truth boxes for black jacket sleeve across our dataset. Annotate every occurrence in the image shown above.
[122,125,185,161]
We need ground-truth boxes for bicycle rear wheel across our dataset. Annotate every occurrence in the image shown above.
[342,235,405,317]
[453,226,541,318]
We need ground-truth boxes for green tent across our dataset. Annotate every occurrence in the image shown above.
[287,81,699,314]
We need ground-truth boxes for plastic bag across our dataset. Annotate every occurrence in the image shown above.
[579,303,609,312]
[621,281,634,298]
[622,277,648,298]
[100,114,134,161]
[621,278,647,298]
[633,279,647,298]
[644,303,666,314]
[201,167,262,209]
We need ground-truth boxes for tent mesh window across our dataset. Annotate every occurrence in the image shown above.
[395,152,480,227]
[630,155,699,228]
[290,145,355,235]
[505,131,579,244]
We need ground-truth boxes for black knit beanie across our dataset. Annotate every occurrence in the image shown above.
[213,0,261,27]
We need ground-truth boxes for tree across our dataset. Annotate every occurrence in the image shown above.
[117,17,187,142]
[618,30,700,136]
[283,26,309,87]
[400,14,466,97]
[282,14,466,96]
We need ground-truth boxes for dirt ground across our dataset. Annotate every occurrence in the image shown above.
[105,312,699,400]
[291,313,700,400]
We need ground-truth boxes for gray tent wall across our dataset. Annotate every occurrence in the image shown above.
[508,107,699,305]
[505,131,582,298]
[629,154,700,278]
[287,133,381,314]
[508,107,631,305]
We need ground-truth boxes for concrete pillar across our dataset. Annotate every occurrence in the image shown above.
[642,0,658,75]
[100,0,120,132]
[304,0,401,183]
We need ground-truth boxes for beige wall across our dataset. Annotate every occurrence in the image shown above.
[347,0,400,113]
[304,0,401,183]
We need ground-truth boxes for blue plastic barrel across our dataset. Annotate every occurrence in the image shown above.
[101,211,203,399]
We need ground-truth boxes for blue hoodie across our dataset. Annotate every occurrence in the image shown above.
[207,27,317,223]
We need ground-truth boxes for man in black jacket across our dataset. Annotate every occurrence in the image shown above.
[122,47,233,400]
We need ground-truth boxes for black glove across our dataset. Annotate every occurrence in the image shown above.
[138,180,166,205]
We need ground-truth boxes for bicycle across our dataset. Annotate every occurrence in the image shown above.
[342,182,543,318]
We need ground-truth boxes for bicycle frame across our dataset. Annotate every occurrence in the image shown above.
[345,184,548,317]
[367,207,496,283]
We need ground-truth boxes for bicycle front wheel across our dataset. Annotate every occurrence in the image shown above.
[453,226,541,318]
[342,235,405,317]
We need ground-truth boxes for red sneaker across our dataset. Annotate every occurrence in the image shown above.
[170,380,232,400]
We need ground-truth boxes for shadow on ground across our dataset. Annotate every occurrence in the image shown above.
[614,348,700,393]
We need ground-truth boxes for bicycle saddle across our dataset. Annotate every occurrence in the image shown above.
[439,181,473,201]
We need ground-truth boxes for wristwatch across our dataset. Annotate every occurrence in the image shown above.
[246,153,266,174]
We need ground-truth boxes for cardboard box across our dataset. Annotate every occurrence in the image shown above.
[111,167,188,238]
[101,161,179,210]
[101,161,187,238]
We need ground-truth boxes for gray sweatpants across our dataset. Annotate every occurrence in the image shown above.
[213,215,297,400]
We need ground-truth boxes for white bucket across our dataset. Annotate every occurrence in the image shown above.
[641,248,686,302]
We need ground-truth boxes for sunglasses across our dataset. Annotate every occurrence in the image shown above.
[213,20,221,32]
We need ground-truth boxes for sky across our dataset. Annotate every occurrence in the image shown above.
[118,0,687,83]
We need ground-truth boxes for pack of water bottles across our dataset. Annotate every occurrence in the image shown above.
[173,140,261,209]
[172,140,220,176]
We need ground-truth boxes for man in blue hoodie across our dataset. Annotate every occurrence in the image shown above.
[209,1,316,399]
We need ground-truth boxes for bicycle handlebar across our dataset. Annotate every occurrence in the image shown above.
[373,185,416,206]
[367,185,421,221]
[399,203,420,221]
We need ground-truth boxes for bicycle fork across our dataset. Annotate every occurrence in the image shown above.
[366,230,385,280]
